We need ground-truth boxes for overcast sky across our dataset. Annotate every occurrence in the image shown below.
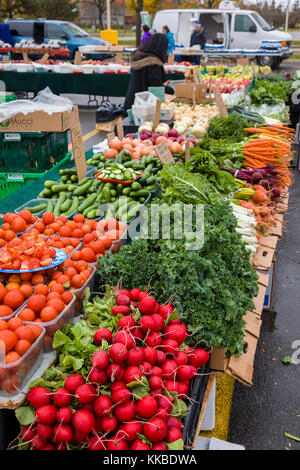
[243,0,292,6]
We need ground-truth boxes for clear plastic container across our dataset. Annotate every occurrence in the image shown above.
[111,225,128,253]
[15,198,49,218]
[71,267,96,316]
[18,295,76,352]
[0,325,45,395]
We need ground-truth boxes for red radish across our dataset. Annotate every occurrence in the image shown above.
[109,342,128,364]
[82,403,94,412]
[164,380,179,393]
[41,444,55,450]
[140,315,156,332]
[166,427,182,443]
[92,350,110,369]
[154,302,160,313]
[73,429,89,442]
[21,425,36,441]
[150,366,163,377]
[94,328,112,345]
[111,387,130,404]
[149,375,163,390]
[27,387,52,408]
[114,401,136,422]
[161,359,177,378]
[119,420,142,441]
[188,349,209,368]
[141,361,152,375]
[156,408,168,420]
[35,405,57,425]
[113,330,135,349]
[169,319,181,325]
[178,381,189,397]
[37,423,52,441]
[106,363,124,382]
[57,407,72,424]
[72,409,95,434]
[111,305,131,315]
[144,417,168,442]
[30,437,46,450]
[124,365,143,383]
[175,351,188,365]
[94,415,103,433]
[101,415,117,432]
[167,416,183,430]
[55,442,67,450]
[118,316,136,329]
[117,289,130,297]
[89,367,108,385]
[152,442,168,450]
[75,383,97,404]
[137,291,148,301]
[145,331,162,348]
[107,436,128,450]
[94,395,112,416]
[161,339,179,355]
[159,304,174,318]
[53,388,71,407]
[149,388,163,398]
[177,365,197,381]
[116,294,130,306]
[64,374,85,393]
[151,313,164,331]
[53,424,73,443]
[127,346,144,365]
[110,381,126,392]
[139,296,157,315]
[156,350,166,365]
[131,326,144,341]
[164,324,186,345]
[88,435,105,450]
[130,439,150,450]
[156,395,173,413]
[131,301,138,308]
[136,396,158,418]
[129,288,141,301]
[143,347,157,364]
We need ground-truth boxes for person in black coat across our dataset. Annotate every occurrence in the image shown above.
[190,22,207,49]
[124,33,174,111]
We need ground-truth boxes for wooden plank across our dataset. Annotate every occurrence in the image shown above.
[192,373,216,449]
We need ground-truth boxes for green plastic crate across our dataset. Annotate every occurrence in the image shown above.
[0,152,71,202]
[0,130,68,173]
[0,93,17,103]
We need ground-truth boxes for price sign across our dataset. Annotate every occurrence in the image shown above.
[70,122,86,181]
[185,139,191,162]
[154,141,174,164]
[39,53,49,64]
[153,99,161,131]
[168,52,174,65]
[116,117,124,140]
[74,50,82,65]
[107,132,115,143]
[214,85,228,117]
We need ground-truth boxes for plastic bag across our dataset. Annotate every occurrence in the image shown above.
[0,87,73,123]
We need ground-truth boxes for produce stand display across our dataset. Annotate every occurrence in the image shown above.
[0,64,296,451]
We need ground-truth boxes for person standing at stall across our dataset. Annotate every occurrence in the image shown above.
[162,25,175,57]
[142,25,151,45]
[124,33,174,111]
[190,21,207,65]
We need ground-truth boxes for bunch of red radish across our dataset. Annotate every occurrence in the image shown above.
[19,288,209,451]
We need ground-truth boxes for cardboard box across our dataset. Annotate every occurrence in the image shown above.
[0,105,78,132]
[173,82,214,104]
[252,245,275,270]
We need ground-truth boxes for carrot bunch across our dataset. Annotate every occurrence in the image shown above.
[242,132,293,188]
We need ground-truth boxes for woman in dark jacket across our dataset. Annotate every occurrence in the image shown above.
[124,33,174,111]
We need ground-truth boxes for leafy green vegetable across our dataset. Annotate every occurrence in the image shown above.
[167,439,184,450]
[96,199,258,356]
[207,114,250,142]
[282,355,294,365]
[171,399,187,420]
[15,406,35,426]
[249,80,291,106]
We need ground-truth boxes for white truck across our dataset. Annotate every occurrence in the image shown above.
[142,1,292,69]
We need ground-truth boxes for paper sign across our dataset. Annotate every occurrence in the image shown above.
[251,61,257,80]
[74,50,81,65]
[107,132,115,143]
[153,99,161,130]
[168,52,174,65]
[214,85,228,117]
[116,117,124,140]
[39,53,49,64]
[70,122,86,181]
[154,141,174,164]
[193,67,200,84]
[115,52,122,64]
[3,55,9,63]
[185,139,191,162]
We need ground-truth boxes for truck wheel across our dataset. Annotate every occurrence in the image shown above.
[258,55,279,70]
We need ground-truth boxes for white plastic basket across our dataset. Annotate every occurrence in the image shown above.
[134,91,158,106]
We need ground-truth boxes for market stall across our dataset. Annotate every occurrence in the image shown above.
[0,65,294,451]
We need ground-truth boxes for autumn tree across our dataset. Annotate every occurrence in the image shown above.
[126,0,159,46]
[81,0,114,29]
